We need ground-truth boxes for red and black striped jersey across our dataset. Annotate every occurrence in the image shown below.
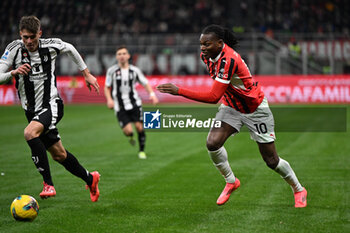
[201,44,264,113]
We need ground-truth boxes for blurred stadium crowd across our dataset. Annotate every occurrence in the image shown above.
[0,0,349,76]
[0,0,348,36]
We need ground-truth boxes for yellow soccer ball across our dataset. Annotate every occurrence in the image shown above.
[10,195,39,221]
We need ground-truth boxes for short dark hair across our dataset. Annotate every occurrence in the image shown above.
[116,46,128,53]
[202,24,238,49]
[19,16,41,33]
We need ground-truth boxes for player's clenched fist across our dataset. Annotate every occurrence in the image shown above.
[11,63,32,76]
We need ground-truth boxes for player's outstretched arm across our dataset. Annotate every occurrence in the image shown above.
[81,68,100,93]
[157,83,179,95]
[157,81,227,104]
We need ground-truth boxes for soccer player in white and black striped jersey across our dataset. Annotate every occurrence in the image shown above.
[104,46,158,159]
[0,16,101,201]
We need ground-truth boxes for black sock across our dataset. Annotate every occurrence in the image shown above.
[60,150,93,186]
[27,137,53,186]
[138,131,146,152]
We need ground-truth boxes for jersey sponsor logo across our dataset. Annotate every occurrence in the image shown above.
[31,63,43,74]
[29,73,48,81]
[28,63,47,81]
[1,50,9,60]
[143,109,161,129]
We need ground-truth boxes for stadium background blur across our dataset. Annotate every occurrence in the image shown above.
[0,0,349,77]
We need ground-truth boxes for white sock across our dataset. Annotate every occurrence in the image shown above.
[208,147,236,183]
[274,158,303,193]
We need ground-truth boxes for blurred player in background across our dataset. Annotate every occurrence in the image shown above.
[0,16,100,202]
[104,46,158,159]
[157,24,307,208]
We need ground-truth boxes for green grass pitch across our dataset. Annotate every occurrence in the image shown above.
[0,104,349,233]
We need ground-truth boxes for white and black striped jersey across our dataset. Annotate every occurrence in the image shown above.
[0,38,87,113]
[105,64,148,112]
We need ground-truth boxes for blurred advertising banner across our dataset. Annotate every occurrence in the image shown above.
[0,85,18,105]
[1,75,350,105]
[256,75,350,103]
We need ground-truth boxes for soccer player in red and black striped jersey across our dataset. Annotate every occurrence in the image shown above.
[157,25,307,208]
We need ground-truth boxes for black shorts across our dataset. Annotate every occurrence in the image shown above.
[25,99,64,149]
[116,106,143,128]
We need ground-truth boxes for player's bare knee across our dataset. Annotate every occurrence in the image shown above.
[123,131,133,137]
[51,152,66,162]
[135,126,144,133]
[206,139,221,151]
[24,127,38,141]
[264,156,280,169]
[50,148,67,162]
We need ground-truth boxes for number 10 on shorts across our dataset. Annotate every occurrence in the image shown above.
[254,123,267,134]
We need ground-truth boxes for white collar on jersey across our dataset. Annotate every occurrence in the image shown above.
[209,44,225,63]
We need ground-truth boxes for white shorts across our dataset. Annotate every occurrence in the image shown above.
[215,97,276,143]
